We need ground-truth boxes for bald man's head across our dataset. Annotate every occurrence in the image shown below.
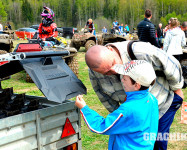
[85,45,110,69]
[85,45,123,75]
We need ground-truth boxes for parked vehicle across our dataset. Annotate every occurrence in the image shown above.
[70,29,96,51]
[59,27,78,39]
[0,30,15,52]
[70,29,127,51]
[30,24,39,30]
[15,28,37,39]
[57,27,63,36]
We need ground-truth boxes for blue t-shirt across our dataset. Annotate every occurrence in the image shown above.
[81,89,159,150]
[125,25,130,32]
[119,26,123,33]
[102,28,107,33]
[113,21,118,28]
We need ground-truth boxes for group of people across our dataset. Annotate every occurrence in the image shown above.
[101,20,130,36]
[156,20,186,62]
[84,19,130,37]
[110,20,130,36]
[137,9,186,62]
[75,8,186,150]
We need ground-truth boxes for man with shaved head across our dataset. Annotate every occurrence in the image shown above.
[85,41,184,150]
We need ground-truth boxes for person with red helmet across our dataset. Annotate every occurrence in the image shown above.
[38,6,58,41]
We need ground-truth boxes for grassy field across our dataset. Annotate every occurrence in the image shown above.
[2,41,187,150]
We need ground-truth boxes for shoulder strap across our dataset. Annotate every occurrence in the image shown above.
[127,40,139,60]
[127,40,166,78]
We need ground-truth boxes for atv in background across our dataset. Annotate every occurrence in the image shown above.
[15,37,79,83]
[99,33,127,45]
[70,29,96,51]
[70,29,128,51]
[0,30,16,53]
[59,27,78,39]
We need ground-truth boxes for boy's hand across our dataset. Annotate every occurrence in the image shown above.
[75,95,86,109]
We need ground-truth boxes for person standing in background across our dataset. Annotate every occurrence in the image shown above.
[112,20,118,29]
[137,9,160,48]
[124,24,130,34]
[102,26,107,33]
[119,24,124,35]
[163,18,186,62]
[181,21,187,38]
[0,23,3,32]
[7,22,12,30]
[157,23,164,46]
[111,20,118,34]
[85,18,95,35]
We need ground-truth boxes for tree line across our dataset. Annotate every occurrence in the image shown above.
[0,0,186,32]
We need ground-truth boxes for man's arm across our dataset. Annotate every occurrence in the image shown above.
[163,32,170,52]
[134,42,183,91]
[181,31,186,47]
[149,25,161,48]
[89,69,121,112]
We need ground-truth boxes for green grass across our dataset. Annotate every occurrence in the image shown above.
[3,41,187,150]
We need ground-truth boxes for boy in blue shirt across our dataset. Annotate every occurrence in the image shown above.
[75,60,159,150]
[124,24,130,33]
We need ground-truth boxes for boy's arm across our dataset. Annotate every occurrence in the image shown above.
[80,105,127,135]
[75,95,128,135]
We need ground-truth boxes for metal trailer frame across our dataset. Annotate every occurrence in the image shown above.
[0,96,82,150]
[0,51,86,150]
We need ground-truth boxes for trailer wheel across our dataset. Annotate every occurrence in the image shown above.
[85,40,95,51]
[26,72,33,83]
[65,57,79,77]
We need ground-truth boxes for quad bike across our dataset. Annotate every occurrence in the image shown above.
[70,28,128,51]
[0,30,16,53]
[15,37,79,83]
[70,29,96,51]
